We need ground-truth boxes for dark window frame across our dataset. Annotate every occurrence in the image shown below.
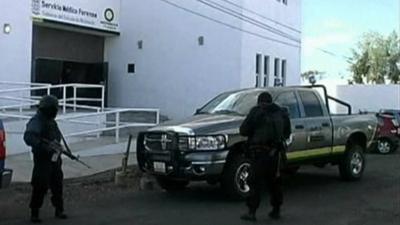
[298,91,324,118]
[274,58,280,78]
[281,59,287,86]
[275,91,301,119]
[264,55,270,87]
[256,53,262,87]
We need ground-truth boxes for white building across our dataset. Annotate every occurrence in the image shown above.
[0,0,301,119]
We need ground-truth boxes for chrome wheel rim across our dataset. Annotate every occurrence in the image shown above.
[235,163,251,194]
[377,140,391,154]
[350,152,363,175]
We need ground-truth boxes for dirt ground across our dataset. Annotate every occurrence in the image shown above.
[0,167,144,222]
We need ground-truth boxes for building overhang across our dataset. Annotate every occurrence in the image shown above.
[33,18,120,37]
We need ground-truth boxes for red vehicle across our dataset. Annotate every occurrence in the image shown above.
[0,119,5,171]
[0,119,13,189]
[375,110,400,154]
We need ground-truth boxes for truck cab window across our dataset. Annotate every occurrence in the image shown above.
[275,91,300,118]
[299,91,323,117]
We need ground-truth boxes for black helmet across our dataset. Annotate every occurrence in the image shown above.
[38,95,59,119]
[257,92,272,104]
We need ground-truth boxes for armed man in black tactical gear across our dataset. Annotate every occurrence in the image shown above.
[240,92,291,221]
[24,95,67,223]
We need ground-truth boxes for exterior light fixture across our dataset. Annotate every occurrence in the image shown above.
[198,36,204,46]
[3,24,11,34]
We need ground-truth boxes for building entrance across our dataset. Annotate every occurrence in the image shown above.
[31,25,108,106]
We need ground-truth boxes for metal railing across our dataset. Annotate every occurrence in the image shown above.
[0,82,160,143]
[0,82,105,114]
[59,108,160,142]
[0,107,159,143]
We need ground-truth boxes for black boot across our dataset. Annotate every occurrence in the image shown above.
[55,209,68,219]
[240,211,256,222]
[268,207,281,220]
[30,209,42,223]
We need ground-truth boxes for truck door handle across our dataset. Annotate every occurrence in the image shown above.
[322,123,330,127]
[295,125,304,130]
[309,126,322,131]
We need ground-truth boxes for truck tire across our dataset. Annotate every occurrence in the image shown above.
[339,145,365,181]
[221,153,251,199]
[376,138,395,154]
[156,177,189,191]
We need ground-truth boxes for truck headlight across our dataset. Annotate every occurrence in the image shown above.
[179,135,227,151]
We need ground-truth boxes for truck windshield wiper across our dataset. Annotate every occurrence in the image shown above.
[212,110,243,116]
[196,111,210,115]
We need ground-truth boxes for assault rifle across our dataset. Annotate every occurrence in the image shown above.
[42,136,91,169]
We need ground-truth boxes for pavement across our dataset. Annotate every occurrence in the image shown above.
[5,136,137,182]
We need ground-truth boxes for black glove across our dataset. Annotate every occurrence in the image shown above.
[46,140,63,153]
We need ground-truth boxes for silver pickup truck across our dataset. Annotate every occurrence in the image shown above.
[137,85,377,198]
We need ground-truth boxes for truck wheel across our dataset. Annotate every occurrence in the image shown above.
[376,138,395,154]
[339,145,365,181]
[156,177,189,191]
[221,153,251,199]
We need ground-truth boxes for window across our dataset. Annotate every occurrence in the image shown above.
[283,0,288,5]
[299,91,324,117]
[275,91,300,118]
[281,59,287,86]
[263,56,270,87]
[255,54,262,87]
[274,58,280,77]
[198,90,263,116]
[127,63,135,73]
[274,58,281,86]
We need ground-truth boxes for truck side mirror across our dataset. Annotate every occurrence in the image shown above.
[195,109,201,114]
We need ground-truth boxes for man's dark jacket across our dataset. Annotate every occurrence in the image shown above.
[240,103,291,147]
[24,112,62,187]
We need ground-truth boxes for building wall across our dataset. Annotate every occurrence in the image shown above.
[105,0,244,119]
[326,85,400,114]
[240,0,301,88]
[105,0,302,119]
[0,0,302,120]
[0,0,32,84]
[304,84,400,114]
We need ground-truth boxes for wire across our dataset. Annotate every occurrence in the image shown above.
[197,0,300,43]
[198,0,300,42]
[158,0,300,48]
[218,0,301,33]
[315,47,352,61]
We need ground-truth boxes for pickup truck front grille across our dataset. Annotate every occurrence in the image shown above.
[143,132,174,152]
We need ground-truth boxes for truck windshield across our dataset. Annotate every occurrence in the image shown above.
[197,90,262,116]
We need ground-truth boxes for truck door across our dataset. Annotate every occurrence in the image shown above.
[298,90,333,155]
[275,91,307,152]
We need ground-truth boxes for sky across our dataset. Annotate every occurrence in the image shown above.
[302,0,399,84]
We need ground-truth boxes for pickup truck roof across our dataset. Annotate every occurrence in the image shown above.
[210,85,352,115]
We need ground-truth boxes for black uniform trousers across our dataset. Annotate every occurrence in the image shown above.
[30,166,64,211]
[246,149,283,213]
